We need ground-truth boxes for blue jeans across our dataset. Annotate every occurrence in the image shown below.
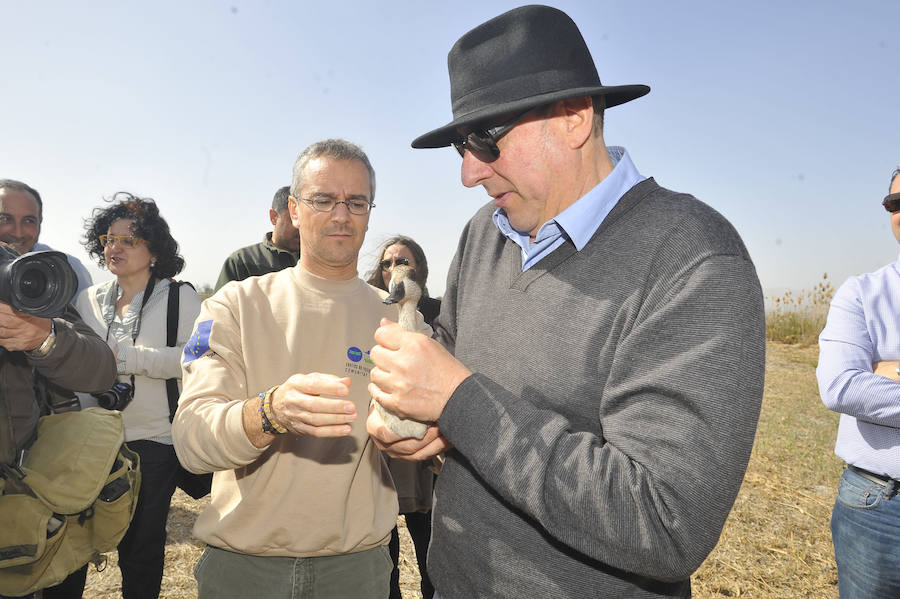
[830,466,900,598]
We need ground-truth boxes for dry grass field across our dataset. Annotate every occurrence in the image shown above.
[692,342,840,598]
[83,341,841,598]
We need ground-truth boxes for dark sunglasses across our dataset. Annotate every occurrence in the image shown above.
[380,256,410,271]
[883,193,900,213]
[452,109,534,163]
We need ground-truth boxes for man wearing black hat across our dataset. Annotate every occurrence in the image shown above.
[367,5,765,598]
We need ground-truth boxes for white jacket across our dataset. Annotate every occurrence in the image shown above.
[75,278,202,442]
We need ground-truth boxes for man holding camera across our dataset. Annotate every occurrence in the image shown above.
[0,179,93,295]
[0,183,118,598]
[817,166,900,597]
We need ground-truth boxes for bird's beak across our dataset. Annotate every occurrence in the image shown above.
[383,280,406,305]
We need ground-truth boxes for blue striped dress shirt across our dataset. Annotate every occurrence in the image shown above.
[492,146,644,271]
[817,255,900,479]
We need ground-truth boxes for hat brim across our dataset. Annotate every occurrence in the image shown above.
[411,84,650,149]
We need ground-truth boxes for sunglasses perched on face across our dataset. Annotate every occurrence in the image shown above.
[883,193,900,213]
[380,257,410,271]
[99,234,147,248]
[452,109,535,163]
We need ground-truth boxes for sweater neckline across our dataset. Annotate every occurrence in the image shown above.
[504,178,660,292]
[291,265,364,297]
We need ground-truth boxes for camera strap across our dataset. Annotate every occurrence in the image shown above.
[0,358,32,492]
[0,373,18,468]
[103,276,158,394]
[165,282,182,423]
[132,276,157,344]
[164,280,195,422]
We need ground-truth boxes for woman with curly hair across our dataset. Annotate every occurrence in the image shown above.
[75,192,201,599]
[365,235,441,599]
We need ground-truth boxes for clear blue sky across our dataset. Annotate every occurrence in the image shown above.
[2,1,897,299]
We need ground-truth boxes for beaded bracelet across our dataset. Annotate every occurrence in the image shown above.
[258,400,279,434]
[258,386,287,434]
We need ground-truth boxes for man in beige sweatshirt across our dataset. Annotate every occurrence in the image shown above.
[173,139,427,599]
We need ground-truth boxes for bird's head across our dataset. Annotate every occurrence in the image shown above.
[383,264,422,305]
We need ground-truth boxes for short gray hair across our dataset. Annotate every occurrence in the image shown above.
[891,166,900,192]
[290,139,376,202]
[271,185,291,212]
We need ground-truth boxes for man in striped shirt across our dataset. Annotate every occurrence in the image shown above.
[817,165,900,597]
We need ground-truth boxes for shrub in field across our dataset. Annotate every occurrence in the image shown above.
[766,274,835,345]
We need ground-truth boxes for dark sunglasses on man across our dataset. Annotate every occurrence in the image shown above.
[883,193,900,213]
[453,108,536,163]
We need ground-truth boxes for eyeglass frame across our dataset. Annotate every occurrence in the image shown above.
[292,195,375,215]
[452,108,537,163]
[99,234,148,248]
[379,256,410,271]
[883,193,900,213]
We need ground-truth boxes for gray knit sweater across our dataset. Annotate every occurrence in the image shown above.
[430,178,765,598]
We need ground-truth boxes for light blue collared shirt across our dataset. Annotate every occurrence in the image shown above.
[817,255,900,479]
[491,146,645,271]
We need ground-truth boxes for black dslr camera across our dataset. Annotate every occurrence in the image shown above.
[0,245,78,318]
[92,381,134,411]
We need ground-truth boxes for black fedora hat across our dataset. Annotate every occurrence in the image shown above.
[412,5,650,149]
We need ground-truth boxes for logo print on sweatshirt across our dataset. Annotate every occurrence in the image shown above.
[345,346,374,377]
[183,320,213,363]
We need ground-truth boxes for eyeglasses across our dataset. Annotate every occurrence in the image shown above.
[299,196,374,215]
[883,193,900,213]
[99,234,147,248]
[452,109,534,163]
[379,257,410,271]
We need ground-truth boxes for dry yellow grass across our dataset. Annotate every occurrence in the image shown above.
[766,275,835,346]
[84,341,840,598]
[693,342,840,598]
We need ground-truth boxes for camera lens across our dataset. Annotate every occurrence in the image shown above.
[92,381,134,411]
[95,392,113,410]
[19,267,48,299]
[0,249,78,317]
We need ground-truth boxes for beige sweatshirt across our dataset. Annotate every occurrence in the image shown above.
[173,265,427,557]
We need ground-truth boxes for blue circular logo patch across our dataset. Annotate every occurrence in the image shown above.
[347,347,363,362]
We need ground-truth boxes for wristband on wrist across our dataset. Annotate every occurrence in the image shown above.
[258,386,287,434]
[26,321,57,358]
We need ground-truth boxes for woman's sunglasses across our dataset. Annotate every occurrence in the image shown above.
[99,234,147,248]
[883,193,900,213]
[380,257,410,271]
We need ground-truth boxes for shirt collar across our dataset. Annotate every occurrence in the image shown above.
[491,146,644,250]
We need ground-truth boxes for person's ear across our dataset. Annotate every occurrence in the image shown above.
[288,196,301,227]
[559,96,594,149]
